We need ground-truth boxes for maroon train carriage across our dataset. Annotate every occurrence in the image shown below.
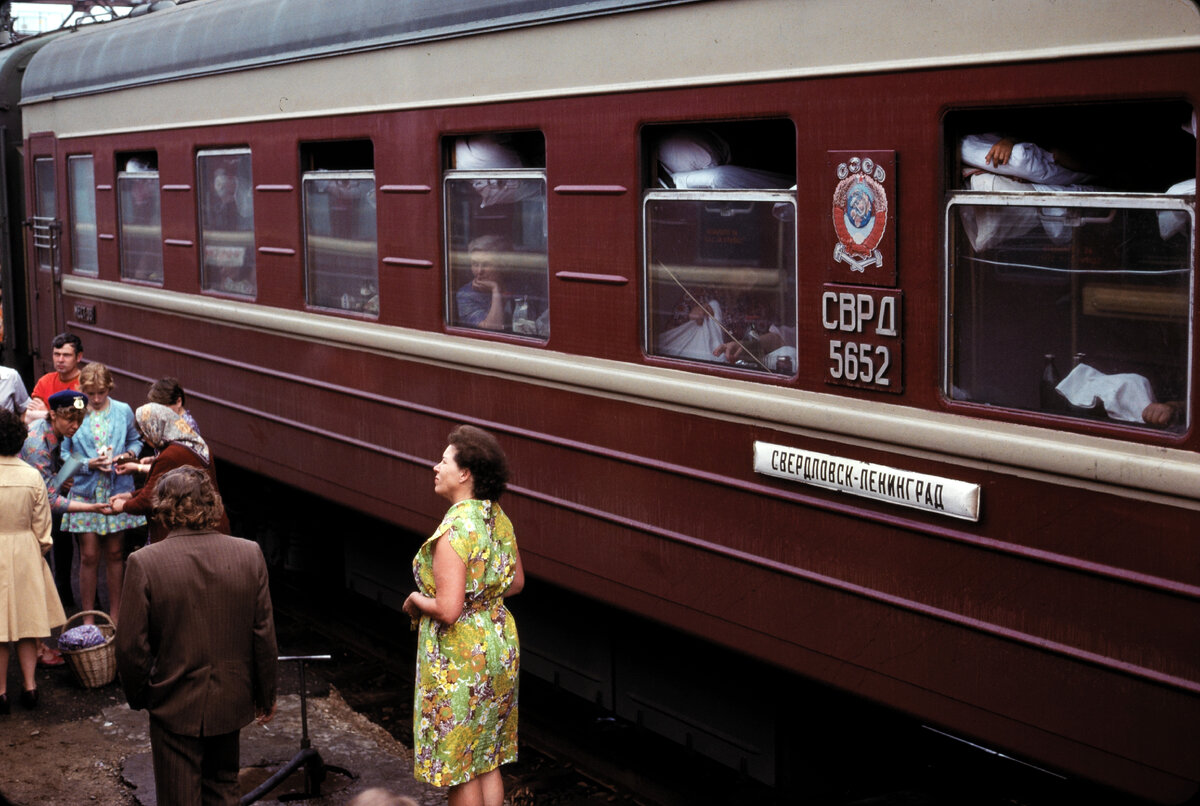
[14,0,1200,800]
[0,32,64,378]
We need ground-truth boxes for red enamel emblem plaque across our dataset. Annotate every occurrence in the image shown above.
[827,150,896,287]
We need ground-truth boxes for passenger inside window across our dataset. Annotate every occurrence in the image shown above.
[445,131,549,339]
[454,234,547,335]
[643,120,798,374]
[947,103,1194,431]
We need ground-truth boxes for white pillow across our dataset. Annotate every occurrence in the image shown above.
[656,129,731,174]
[455,135,525,170]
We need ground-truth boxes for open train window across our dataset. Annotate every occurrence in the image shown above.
[198,149,255,297]
[642,120,797,374]
[117,151,163,284]
[944,102,1195,433]
[300,140,377,315]
[32,157,57,273]
[67,156,98,276]
[443,131,548,339]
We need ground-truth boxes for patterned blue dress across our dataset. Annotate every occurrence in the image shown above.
[62,403,146,534]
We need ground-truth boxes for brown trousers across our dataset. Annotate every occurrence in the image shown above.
[149,718,241,806]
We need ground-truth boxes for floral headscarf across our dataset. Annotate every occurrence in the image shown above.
[135,403,210,463]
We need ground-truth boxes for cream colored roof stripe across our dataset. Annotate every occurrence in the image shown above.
[25,0,1200,138]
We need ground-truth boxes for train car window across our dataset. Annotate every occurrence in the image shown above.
[33,157,57,272]
[300,140,377,315]
[642,121,797,374]
[443,132,548,339]
[67,156,98,276]
[197,149,256,297]
[945,102,1195,433]
[117,152,163,284]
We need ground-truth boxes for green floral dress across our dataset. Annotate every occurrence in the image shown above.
[412,499,520,786]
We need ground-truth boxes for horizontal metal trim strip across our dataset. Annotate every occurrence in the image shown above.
[164,239,193,247]
[946,190,1194,209]
[258,246,296,256]
[162,184,192,192]
[553,184,628,195]
[96,184,112,191]
[98,233,114,240]
[379,184,432,194]
[61,274,1200,504]
[524,484,1199,696]
[255,184,294,193]
[70,328,1200,697]
[382,256,433,268]
[553,271,629,285]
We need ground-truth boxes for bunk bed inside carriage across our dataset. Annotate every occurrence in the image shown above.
[945,101,1196,431]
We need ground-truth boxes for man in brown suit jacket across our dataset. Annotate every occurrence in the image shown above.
[116,466,278,805]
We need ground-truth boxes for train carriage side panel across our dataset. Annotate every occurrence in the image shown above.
[17,0,1200,801]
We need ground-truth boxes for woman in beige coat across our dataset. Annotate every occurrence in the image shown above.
[0,408,66,713]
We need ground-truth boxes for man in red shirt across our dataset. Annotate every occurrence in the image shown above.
[25,333,84,423]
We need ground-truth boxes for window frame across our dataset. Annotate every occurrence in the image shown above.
[942,187,1195,434]
[196,147,257,297]
[116,157,164,285]
[640,186,799,375]
[300,168,379,316]
[32,156,57,273]
[442,166,549,339]
[66,154,99,276]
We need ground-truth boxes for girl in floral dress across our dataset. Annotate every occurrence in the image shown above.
[62,364,144,624]
[403,425,524,806]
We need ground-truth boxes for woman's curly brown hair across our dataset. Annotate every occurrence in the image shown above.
[0,408,28,455]
[151,466,226,531]
[448,424,509,501]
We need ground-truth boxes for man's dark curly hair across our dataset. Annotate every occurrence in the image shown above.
[448,424,509,501]
[152,466,226,531]
[0,408,27,455]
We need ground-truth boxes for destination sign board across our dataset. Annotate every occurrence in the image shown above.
[753,441,981,521]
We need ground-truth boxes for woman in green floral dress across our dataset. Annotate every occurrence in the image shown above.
[403,425,524,806]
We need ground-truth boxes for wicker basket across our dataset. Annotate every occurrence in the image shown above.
[59,610,117,688]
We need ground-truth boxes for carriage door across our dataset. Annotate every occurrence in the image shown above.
[27,137,62,375]
[0,125,12,364]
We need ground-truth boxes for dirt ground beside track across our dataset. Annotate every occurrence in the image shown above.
[0,677,139,806]
[0,665,423,806]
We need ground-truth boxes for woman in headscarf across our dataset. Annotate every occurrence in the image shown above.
[109,403,228,544]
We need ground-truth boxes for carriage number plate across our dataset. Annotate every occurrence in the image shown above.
[822,285,902,393]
